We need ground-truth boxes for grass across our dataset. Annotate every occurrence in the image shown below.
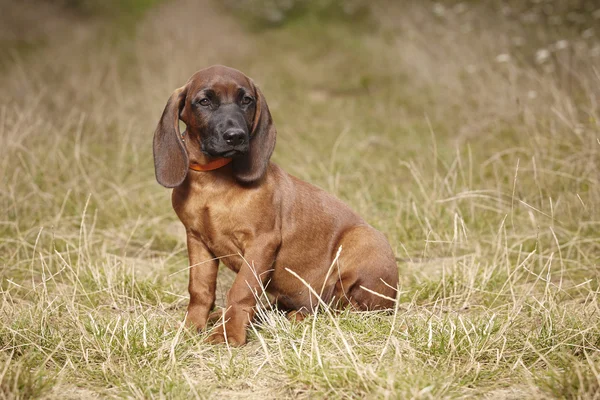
[1,0,600,398]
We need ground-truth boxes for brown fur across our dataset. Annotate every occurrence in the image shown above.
[153,65,398,346]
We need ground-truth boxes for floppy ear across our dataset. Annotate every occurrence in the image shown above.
[232,84,277,184]
[153,85,189,188]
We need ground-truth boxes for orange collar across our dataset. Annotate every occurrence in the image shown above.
[189,158,232,172]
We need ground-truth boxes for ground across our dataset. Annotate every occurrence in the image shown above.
[1,0,599,398]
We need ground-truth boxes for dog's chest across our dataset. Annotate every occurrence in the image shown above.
[173,185,252,265]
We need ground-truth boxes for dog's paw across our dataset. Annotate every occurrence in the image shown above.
[205,330,227,345]
[185,307,208,332]
[205,326,246,347]
[185,317,205,332]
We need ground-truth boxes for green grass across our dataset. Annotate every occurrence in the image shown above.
[1,0,600,398]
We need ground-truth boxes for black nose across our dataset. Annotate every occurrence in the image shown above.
[223,129,246,146]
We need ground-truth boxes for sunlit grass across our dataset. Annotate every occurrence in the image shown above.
[1,0,599,398]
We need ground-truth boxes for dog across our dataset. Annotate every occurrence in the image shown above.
[153,65,398,346]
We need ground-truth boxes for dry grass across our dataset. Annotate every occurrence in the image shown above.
[1,0,599,398]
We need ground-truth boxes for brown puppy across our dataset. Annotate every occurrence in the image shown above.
[153,65,398,346]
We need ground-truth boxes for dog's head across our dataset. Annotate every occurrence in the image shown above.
[153,65,276,187]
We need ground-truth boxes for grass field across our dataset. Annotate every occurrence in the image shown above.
[1,0,599,398]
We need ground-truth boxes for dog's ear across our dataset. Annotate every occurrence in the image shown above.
[232,83,276,184]
[153,85,189,188]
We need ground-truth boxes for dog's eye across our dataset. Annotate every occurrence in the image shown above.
[241,96,253,105]
[198,98,210,106]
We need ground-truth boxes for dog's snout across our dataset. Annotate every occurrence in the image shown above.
[223,129,246,146]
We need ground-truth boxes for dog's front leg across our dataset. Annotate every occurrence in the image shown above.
[185,232,219,332]
[206,234,279,346]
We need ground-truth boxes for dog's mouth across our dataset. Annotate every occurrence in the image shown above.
[215,149,244,158]
[201,143,248,159]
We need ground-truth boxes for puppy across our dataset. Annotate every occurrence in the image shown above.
[153,65,398,345]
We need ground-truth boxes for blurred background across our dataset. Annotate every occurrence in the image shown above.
[1,0,599,398]
[2,0,598,251]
